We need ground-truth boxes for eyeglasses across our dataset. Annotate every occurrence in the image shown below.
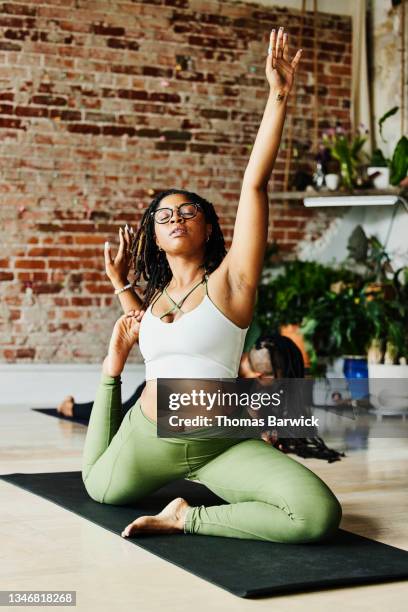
[150,202,202,224]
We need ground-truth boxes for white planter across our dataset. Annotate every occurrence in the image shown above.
[367,166,390,189]
[325,173,340,191]
[368,363,408,418]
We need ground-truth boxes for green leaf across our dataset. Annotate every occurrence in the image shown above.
[370,148,388,167]
[389,136,408,185]
[378,106,399,143]
[351,135,367,159]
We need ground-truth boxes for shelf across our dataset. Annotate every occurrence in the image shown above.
[268,188,401,201]
[304,194,400,207]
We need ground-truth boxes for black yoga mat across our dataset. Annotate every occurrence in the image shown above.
[32,408,89,426]
[2,472,408,598]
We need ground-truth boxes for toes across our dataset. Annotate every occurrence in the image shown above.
[121,524,133,537]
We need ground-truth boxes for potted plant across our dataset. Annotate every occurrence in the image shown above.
[252,257,359,368]
[368,106,408,189]
[322,122,368,190]
[314,146,341,191]
[300,284,373,389]
[365,268,408,417]
[346,224,395,299]
[300,227,407,401]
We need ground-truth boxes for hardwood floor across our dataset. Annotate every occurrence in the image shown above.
[1,403,407,612]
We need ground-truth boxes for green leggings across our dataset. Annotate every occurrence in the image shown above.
[81,374,342,543]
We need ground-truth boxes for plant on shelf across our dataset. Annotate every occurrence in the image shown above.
[322,122,368,190]
[369,106,408,187]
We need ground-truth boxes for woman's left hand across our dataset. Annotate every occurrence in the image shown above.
[265,26,302,96]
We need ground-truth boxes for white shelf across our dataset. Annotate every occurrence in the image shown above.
[304,194,400,207]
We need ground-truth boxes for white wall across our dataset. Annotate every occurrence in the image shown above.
[0,363,145,407]
[369,0,407,156]
[297,203,408,270]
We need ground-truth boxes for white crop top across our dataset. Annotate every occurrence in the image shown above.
[138,274,249,381]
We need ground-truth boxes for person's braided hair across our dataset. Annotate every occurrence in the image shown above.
[254,334,305,378]
[130,188,226,310]
[253,334,345,462]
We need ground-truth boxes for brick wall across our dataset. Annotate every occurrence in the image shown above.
[0,0,351,363]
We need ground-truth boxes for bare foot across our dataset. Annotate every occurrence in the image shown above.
[121,497,190,537]
[57,396,74,417]
[104,309,145,377]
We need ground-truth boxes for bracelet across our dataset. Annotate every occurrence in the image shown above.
[114,283,132,295]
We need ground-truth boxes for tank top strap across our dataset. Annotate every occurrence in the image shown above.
[151,275,208,320]
[204,272,209,296]
[150,286,174,320]
[164,276,206,312]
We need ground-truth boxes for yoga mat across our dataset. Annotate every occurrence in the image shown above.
[2,472,408,598]
[32,408,89,426]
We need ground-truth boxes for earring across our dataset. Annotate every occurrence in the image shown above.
[206,235,210,242]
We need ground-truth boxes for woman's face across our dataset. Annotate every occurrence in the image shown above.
[153,193,212,256]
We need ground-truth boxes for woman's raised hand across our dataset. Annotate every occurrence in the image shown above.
[104,224,136,287]
[265,26,302,95]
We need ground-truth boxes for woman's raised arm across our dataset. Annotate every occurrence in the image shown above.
[223,27,302,292]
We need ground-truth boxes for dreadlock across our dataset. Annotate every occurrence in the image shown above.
[253,334,345,463]
[130,188,226,310]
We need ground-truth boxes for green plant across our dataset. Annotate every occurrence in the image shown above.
[389,136,408,185]
[346,224,393,282]
[250,234,407,370]
[322,124,368,189]
[300,285,374,373]
[370,106,408,186]
[254,259,360,334]
[370,148,388,167]
[378,106,399,142]
[299,231,407,372]
[365,267,408,363]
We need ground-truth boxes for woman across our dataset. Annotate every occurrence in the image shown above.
[82,27,342,542]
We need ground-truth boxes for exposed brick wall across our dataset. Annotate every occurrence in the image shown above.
[0,0,351,363]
